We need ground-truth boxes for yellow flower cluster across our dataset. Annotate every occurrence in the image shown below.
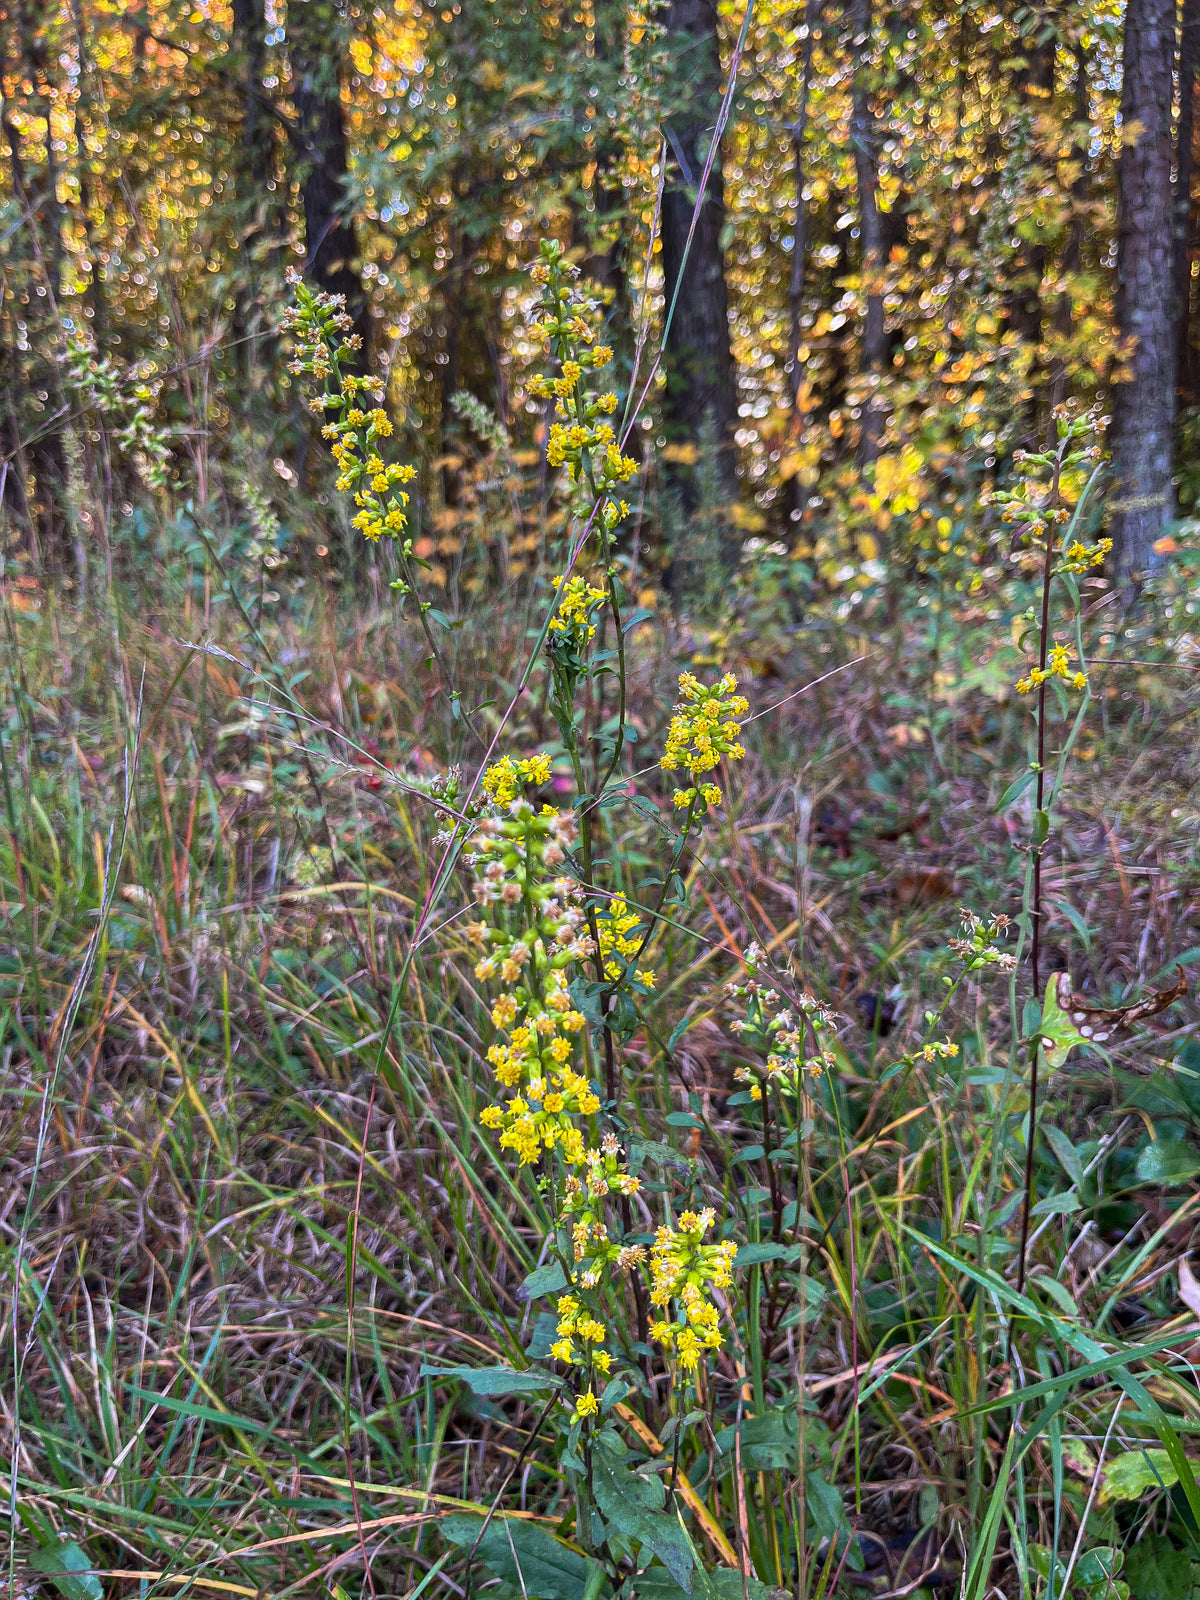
[560,1132,643,1285]
[648,1209,737,1372]
[596,894,655,988]
[660,671,749,811]
[548,574,607,646]
[466,758,738,1402]
[1059,536,1112,575]
[527,240,636,531]
[467,784,600,1169]
[480,752,552,808]
[321,387,417,544]
[1016,640,1086,695]
[283,272,421,583]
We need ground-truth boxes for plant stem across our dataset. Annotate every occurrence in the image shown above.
[1016,447,1062,1298]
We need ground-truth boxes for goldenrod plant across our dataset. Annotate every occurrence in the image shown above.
[286,241,753,1589]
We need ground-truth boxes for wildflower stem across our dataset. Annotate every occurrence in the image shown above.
[760,1077,783,1240]
[1017,442,1063,1298]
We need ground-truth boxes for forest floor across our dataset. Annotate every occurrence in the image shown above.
[4,555,1200,1600]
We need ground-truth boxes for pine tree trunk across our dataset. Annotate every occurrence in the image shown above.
[659,0,739,500]
[287,0,367,350]
[848,0,885,465]
[1110,0,1177,584]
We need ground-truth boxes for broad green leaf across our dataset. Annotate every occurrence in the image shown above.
[1134,1139,1200,1186]
[626,1573,777,1600]
[440,1514,589,1600]
[1051,897,1092,951]
[805,1469,845,1540]
[1075,1548,1124,1591]
[419,1363,560,1396]
[732,1243,790,1266]
[1122,1534,1194,1600]
[1099,1447,1184,1504]
[714,1408,799,1471]
[1027,1542,1067,1587]
[1030,1190,1080,1218]
[996,769,1036,812]
[27,1544,104,1600]
[1035,973,1088,1070]
[519,1262,569,1301]
[591,1446,693,1592]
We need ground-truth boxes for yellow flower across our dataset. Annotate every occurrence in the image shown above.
[660,671,748,809]
[573,1390,598,1419]
[492,994,518,1028]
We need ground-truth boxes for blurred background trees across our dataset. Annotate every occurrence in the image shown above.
[2,0,1197,591]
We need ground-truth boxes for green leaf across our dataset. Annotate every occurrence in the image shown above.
[1135,1139,1200,1186]
[1175,1040,1200,1117]
[419,1364,560,1396]
[1034,973,1088,1069]
[1099,1447,1184,1505]
[627,1573,777,1600]
[1075,1548,1124,1592]
[1030,1190,1080,1218]
[996,769,1036,812]
[732,1243,789,1266]
[1042,1123,1084,1185]
[1031,808,1051,849]
[526,1312,558,1360]
[806,1468,849,1542]
[1122,1534,1194,1600]
[519,1262,569,1301]
[1027,1542,1067,1588]
[715,1408,800,1471]
[1051,897,1091,951]
[667,1016,692,1052]
[622,608,655,632]
[591,1447,693,1592]
[440,1514,589,1600]
[28,1544,104,1600]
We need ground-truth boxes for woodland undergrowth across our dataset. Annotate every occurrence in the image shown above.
[5,256,1200,1600]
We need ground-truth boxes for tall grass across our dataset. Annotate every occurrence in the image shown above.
[4,544,1200,1600]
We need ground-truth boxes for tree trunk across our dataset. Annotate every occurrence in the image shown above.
[6,7,67,557]
[1176,0,1200,404]
[1110,0,1177,584]
[287,0,367,350]
[848,0,885,465]
[659,0,739,501]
